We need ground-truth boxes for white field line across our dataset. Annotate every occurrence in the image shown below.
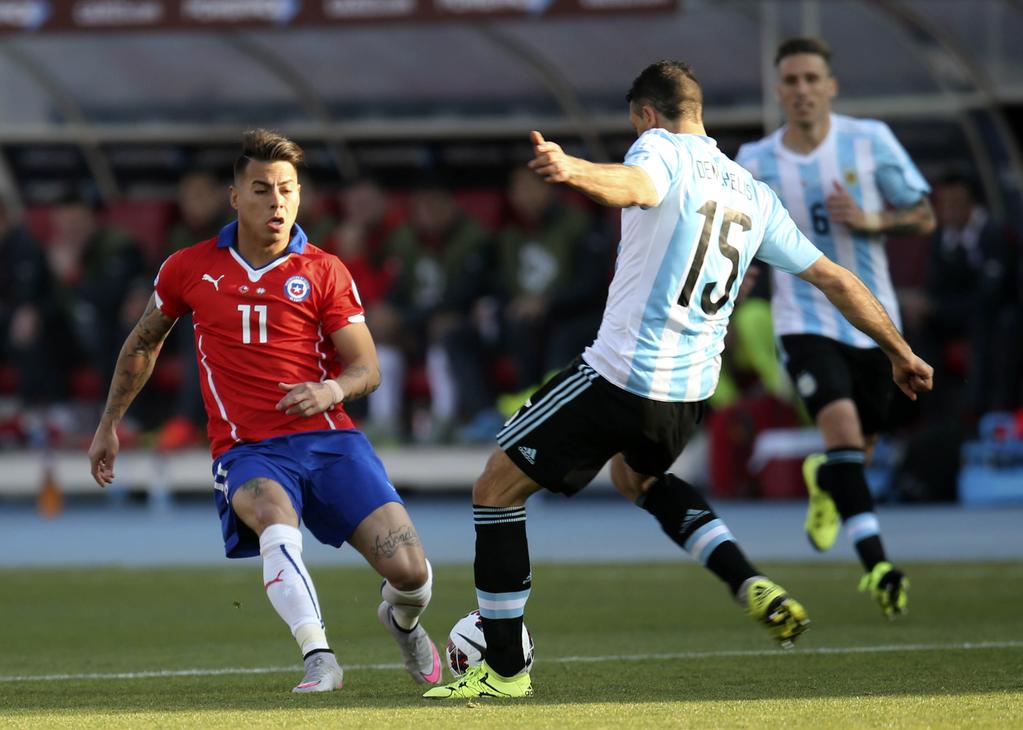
[1,640,1021,684]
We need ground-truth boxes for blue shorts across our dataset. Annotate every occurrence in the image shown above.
[211,430,403,559]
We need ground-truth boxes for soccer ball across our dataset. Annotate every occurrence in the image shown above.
[445,609,534,677]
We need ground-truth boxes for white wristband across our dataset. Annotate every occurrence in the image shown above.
[324,379,344,405]
[862,212,882,232]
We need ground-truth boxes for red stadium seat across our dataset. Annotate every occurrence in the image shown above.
[885,234,930,288]
[23,205,55,243]
[104,199,176,266]
[404,362,431,400]
[454,190,506,230]
[0,363,17,394]
[942,338,969,376]
[150,356,184,392]
[68,366,103,401]
[23,199,176,267]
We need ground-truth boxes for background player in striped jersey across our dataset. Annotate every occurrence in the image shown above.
[425,61,933,700]
[87,130,442,694]
[736,38,936,618]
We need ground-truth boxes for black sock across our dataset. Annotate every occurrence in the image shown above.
[817,448,887,570]
[852,535,886,571]
[473,504,531,677]
[639,474,757,596]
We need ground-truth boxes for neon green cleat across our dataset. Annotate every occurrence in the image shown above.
[746,578,810,648]
[422,661,533,700]
[803,453,840,552]
[859,561,909,619]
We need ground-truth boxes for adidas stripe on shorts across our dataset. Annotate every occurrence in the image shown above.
[497,357,705,495]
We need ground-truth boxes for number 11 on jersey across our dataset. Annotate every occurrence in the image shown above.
[238,304,268,344]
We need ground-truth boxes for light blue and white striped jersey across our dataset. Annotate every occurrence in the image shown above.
[582,129,822,402]
[735,113,930,348]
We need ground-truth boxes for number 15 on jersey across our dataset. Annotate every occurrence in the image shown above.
[677,200,749,315]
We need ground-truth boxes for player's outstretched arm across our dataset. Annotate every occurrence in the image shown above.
[527,130,659,208]
[88,294,177,487]
[275,322,382,418]
[797,256,933,400]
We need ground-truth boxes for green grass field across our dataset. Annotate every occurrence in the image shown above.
[1,560,1021,728]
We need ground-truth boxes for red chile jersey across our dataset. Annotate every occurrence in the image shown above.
[154,222,364,458]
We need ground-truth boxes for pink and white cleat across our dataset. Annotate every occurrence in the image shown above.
[377,601,442,685]
[292,651,344,693]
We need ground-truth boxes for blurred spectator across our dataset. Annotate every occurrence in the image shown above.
[156,170,231,449]
[901,175,1018,417]
[0,201,63,407]
[166,170,229,253]
[326,177,404,433]
[497,167,611,390]
[296,177,338,246]
[47,193,150,402]
[328,177,403,306]
[374,177,493,442]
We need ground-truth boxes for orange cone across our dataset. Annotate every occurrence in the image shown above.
[37,451,63,518]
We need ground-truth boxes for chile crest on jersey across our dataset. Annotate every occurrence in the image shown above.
[284,275,312,302]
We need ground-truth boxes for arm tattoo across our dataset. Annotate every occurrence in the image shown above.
[371,524,420,559]
[882,200,934,236]
[339,363,381,402]
[100,297,176,425]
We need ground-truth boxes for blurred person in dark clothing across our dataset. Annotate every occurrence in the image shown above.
[902,174,1018,415]
[295,177,338,246]
[167,170,230,253]
[329,177,403,307]
[377,177,493,441]
[0,201,65,408]
[327,177,404,435]
[158,170,232,449]
[497,167,611,391]
[46,193,150,391]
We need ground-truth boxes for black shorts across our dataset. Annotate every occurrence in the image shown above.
[496,358,705,495]
[779,334,894,436]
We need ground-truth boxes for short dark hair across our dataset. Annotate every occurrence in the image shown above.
[626,60,702,123]
[775,37,832,68]
[340,174,383,191]
[234,129,304,180]
[938,173,980,200]
[409,169,454,195]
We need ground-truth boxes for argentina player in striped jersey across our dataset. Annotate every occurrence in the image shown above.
[736,38,937,618]
[425,60,933,700]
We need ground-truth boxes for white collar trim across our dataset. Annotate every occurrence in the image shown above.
[228,247,292,283]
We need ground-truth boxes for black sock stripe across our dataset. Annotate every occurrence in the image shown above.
[302,647,334,660]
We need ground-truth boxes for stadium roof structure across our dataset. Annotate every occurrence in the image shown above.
[0,0,1022,216]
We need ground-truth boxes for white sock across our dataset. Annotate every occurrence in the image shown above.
[426,345,456,422]
[369,345,404,427]
[381,559,433,630]
[259,524,329,655]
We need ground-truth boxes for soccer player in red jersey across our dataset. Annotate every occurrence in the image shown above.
[87,130,442,693]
